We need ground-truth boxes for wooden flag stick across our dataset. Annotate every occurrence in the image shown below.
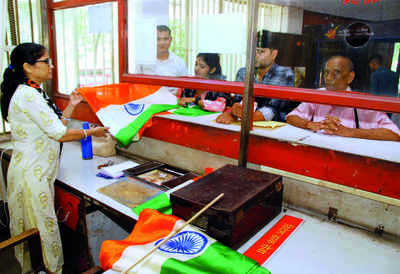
[121,193,224,274]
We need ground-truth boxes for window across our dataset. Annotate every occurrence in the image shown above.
[53,2,119,94]
[1,0,43,134]
[44,0,400,122]
[120,0,400,112]
[128,0,293,81]
[391,42,400,91]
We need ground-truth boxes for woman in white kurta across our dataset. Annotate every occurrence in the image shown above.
[1,43,109,273]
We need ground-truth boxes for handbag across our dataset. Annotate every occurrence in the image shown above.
[0,200,10,238]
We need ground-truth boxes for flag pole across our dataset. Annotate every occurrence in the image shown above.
[121,193,224,274]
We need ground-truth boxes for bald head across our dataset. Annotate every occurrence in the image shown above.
[336,56,353,70]
[323,56,355,91]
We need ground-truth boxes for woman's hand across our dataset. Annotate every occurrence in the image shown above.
[178,97,195,106]
[70,91,84,106]
[62,91,84,121]
[90,127,110,138]
[198,99,205,108]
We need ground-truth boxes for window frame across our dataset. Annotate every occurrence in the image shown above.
[48,0,400,124]
[47,0,117,123]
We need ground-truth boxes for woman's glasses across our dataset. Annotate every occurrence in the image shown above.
[35,58,52,66]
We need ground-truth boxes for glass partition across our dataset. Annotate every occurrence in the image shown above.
[126,1,305,81]
[126,0,255,81]
[47,0,400,133]
[125,0,400,97]
[121,0,400,136]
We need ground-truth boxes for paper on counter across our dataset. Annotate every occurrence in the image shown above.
[226,120,287,129]
[100,160,139,178]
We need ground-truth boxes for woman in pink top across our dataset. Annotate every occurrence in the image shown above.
[178,53,232,112]
[287,55,400,141]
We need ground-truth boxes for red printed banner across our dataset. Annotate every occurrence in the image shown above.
[342,0,381,5]
[244,215,303,265]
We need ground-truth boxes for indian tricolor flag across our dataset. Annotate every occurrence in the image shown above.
[100,209,270,274]
[78,83,179,146]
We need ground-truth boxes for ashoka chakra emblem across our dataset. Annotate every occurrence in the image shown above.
[124,103,145,116]
[156,231,208,255]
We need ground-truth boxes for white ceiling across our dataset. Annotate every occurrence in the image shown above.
[262,0,400,21]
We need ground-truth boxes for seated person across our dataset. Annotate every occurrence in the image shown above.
[216,30,294,124]
[137,25,188,77]
[368,54,398,97]
[178,53,232,112]
[286,55,400,142]
[136,25,188,96]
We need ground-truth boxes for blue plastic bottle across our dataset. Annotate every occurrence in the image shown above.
[81,121,93,160]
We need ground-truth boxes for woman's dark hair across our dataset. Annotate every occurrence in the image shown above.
[196,53,222,77]
[1,43,46,121]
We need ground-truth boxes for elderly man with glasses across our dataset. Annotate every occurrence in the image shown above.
[286,55,400,141]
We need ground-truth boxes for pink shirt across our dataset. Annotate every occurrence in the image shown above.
[288,94,400,137]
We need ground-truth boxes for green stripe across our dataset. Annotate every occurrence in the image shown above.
[160,242,271,274]
[114,104,217,146]
[172,105,217,116]
[115,104,179,147]
[133,193,172,215]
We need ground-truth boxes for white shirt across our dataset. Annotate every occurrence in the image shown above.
[155,51,188,76]
[136,51,188,95]
[137,51,188,77]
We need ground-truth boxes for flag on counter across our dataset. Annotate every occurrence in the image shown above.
[78,83,218,147]
[133,191,172,215]
[133,179,198,216]
[78,83,178,146]
[100,209,270,274]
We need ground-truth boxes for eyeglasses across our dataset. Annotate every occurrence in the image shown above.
[35,58,52,66]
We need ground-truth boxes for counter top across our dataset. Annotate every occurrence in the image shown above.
[2,135,399,274]
[57,141,140,220]
[54,142,400,274]
[159,113,400,163]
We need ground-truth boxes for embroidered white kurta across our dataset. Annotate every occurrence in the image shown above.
[7,84,67,273]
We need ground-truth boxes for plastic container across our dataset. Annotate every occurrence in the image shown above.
[81,121,93,160]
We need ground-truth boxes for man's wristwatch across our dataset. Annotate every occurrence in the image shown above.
[194,96,201,105]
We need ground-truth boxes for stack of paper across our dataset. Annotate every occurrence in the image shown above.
[99,161,139,178]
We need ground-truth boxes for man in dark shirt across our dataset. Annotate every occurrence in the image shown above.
[368,54,398,97]
[216,30,294,124]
